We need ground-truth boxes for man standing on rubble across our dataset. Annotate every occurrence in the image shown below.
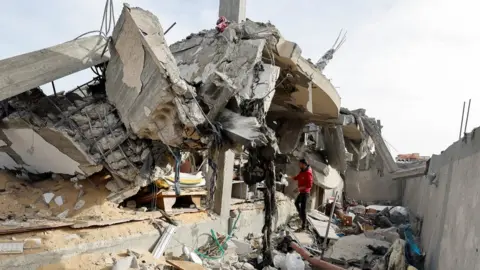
[290,158,313,230]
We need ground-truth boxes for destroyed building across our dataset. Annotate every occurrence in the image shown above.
[0,1,469,270]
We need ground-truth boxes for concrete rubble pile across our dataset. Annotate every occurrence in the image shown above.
[338,108,397,175]
[0,3,415,270]
[290,107,398,175]
[315,203,425,269]
[0,5,344,201]
[174,205,423,269]
[0,80,179,203]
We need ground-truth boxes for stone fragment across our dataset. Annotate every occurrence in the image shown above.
[126,200,137,209]
[36,209,52,218]
[74,200,85,210]
[54,196,64,206]
[56,210,69,219]
[43,193,55,204]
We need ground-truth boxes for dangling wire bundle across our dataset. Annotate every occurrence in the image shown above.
[73,0,116,40]
[315,29,347,72]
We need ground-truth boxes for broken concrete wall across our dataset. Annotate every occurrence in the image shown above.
[345,155,403,204]
[402,127,480,270]
[0,123,98,175]
[323,126,347,174]
[340,108,396,174]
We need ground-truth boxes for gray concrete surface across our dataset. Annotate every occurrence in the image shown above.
[106,6,203,146]
[402,127,480,270]
[219,0,246,22]
[0,36,109,101]
[213,149,235,218]
[345,165,403,204]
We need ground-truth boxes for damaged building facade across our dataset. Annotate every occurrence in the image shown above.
[0,4,353,212]
[0,1,462,270]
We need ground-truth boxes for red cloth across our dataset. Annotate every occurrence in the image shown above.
[294,166,313,193]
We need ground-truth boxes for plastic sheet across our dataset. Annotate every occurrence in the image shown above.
[284,252,305,270]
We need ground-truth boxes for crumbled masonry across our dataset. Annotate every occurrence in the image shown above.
[0,5,404,269]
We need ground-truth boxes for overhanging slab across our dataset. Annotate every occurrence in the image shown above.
[0,36,109,101]
[270,38,341,120]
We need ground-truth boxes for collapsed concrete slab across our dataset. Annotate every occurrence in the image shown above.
[217,109,268,147]
[106,7,283,150]
[392,164,426,180]
[106,6,205,147]
[0,120,100,176]
[330,108,397,173]
[0,36,109,101]
[362,119,397,173]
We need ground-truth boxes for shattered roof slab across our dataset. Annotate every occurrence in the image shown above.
[272,37,341,119]
[0,36,109,101]
[171,20,341,123]
[106,6,206,146]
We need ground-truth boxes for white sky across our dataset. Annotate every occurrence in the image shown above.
[1,0,479,156]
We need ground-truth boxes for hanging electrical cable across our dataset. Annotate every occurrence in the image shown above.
[73,0,116,40]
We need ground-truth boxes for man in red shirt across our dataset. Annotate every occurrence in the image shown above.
[290,158,314,230]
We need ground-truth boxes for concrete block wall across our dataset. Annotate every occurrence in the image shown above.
[402,127,480,270]
[345,166,403,204]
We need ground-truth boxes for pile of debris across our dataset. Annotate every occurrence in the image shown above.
[0,4,346,205]
[315,202,425,269]
[0,2,421,269]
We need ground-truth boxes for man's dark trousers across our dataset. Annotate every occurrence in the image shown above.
[295,192,309,228]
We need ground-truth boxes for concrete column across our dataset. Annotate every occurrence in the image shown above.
[219,0,246,22]
[213,149,235,218]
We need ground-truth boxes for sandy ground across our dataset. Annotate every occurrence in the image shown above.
[0,171,212,259]
[0,172,143,224]
[0,171,210,227]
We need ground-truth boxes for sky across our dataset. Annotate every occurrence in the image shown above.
[1,0,479,156]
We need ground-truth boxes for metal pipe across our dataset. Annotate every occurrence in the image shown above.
[459,101,466,140]
[152,224,177,259]
[51,81,57,97]
[464,99,472,135]
[321,191,338,258]
[164,22,177,35]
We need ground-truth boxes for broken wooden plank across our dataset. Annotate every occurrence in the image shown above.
[0,35,109,101]
[167,259,206,270]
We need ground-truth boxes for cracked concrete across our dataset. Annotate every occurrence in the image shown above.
[106,6,204,147]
